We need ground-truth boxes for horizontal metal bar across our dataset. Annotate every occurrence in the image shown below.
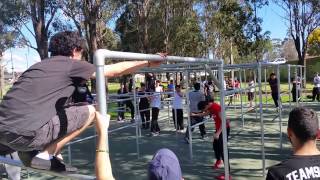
[0,157,95,180]
[94,49,223,64]
[190,117,211,128]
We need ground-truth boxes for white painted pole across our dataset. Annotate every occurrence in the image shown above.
[94,50,109,151]
[186,71,193,160]
[239,69,244,127]
[258,63,266,177]
[276,65,283,149]
[288,65,291,109]
[219,62,230,180]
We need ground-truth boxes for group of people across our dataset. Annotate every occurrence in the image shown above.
[0,31,319,180]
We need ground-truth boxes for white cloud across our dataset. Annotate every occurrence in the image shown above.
[1,48,41,72]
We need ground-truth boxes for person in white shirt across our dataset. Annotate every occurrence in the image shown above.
[150,80,163,136]
[172,85,184,132]
[248,79,255,108]
[312,72,320,102]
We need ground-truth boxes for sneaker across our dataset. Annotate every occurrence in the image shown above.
[213,160,222,169]
[150,132,159,137]
[216,174,232,180]
[117,120,125,123]
[51,156,78,172]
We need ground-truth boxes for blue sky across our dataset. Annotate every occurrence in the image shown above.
[2,2,288,72]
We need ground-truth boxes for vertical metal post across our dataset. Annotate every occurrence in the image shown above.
[254,69,258,120]
[94,53,109,151]
[258,63,266,177]
[299,66,303,104]
[276,65,282,149]
[264,68,267,106]
[218,62,230,180]
[295,67,298,107]
[185,71,193,160]
[173,75,178,132]
[239,68,244,127]
[133,74,140,158]
[68,145,72,165]
[243,69,247,106]
[288,65,291,109]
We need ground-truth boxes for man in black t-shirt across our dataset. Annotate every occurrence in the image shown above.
[0,31,163,172]
[267,107,320,180]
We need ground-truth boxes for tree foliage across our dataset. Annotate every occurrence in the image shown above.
[275,0,320,65]
[308,28,320,56]
[61,0,120,62]
[115,0,204,56]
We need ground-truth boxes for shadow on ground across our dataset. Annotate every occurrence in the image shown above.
[21,103,320,180]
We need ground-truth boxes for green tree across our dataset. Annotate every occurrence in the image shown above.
[308,28,320,56]
[275,0,320,66]
[62,0,120,62]
[1,0,62,59]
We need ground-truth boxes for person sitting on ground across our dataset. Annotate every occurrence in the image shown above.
[184,82,206,143]
[139,83,151,129]
[266,107,320,180]
[0,31,163,172]
[312,72,320,102]
[148,148,184,180]
[268,73,279,109]
[172,85,184,132]
[192,100,231,180]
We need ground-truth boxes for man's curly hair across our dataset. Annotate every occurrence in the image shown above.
[49,31,86,57]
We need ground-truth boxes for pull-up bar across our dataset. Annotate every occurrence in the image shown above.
[94,49,222,64]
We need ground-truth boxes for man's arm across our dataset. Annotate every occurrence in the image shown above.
[91,54,164,78]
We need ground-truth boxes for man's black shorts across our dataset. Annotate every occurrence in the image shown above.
[0,105,90,152]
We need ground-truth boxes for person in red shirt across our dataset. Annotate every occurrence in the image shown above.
[192,100,231,180]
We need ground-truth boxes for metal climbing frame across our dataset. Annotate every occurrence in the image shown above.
[93,50,234,178]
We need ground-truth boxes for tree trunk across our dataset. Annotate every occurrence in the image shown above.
[30,0,51,59]
[230,41,234,82]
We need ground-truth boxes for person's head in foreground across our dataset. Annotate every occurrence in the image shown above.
[266,107,320,180]
[287,107,319,152]
[49,31,86,60]
[148,148,183,180]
